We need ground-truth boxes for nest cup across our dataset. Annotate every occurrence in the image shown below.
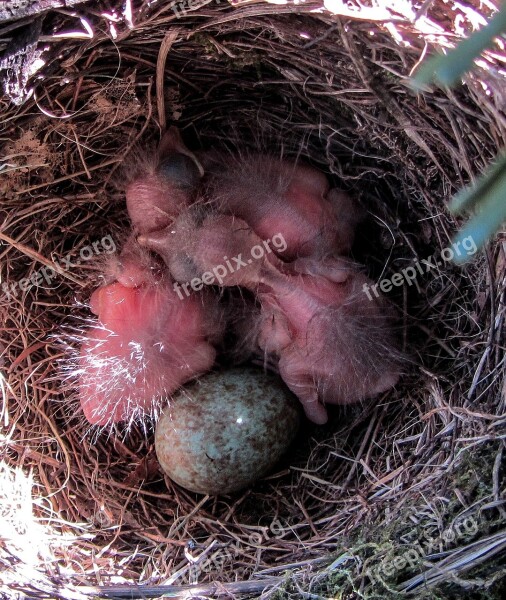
[1,1,505,598]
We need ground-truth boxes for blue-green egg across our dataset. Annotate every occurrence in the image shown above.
[155,367,300,495]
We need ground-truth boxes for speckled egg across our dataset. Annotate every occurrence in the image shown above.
[154,367,300,495]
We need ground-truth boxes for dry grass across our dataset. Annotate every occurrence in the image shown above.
[0,0,505,598]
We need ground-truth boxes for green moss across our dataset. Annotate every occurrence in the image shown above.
[271,440,505,599]
[191,33,264,73]
[191,33,220,56]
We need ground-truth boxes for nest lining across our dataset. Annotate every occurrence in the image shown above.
[0,1,505,599]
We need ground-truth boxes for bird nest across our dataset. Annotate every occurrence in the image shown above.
[0,1,505,599]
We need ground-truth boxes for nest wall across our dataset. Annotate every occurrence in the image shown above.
[0,1,505,599]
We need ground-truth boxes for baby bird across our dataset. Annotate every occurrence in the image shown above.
[139,211,400,424]
[78,254,224,426]
[125,127,203,235]
[197,152,364,259]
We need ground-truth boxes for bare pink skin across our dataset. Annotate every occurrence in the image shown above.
[126,127,203,235]
[138,210,274,287]
[140,214,400,424]
[79,279,223,426]
[198,153,364,259]
[254,265,400,423]
[104,234,159,288]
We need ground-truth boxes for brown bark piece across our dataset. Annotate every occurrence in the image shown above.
[0,0,89,23]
